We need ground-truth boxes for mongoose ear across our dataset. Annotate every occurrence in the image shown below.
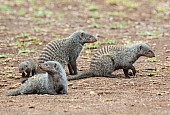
[79,32,85,40]
[25,61,29,67]
[139,45,143,50]
[26,61,29,64]
[54,63,58,69]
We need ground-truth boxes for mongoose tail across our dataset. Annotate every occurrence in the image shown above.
[67,71,95,81]
[83,35,97,43]
[6,89,21,96]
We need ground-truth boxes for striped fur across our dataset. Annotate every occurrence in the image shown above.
[68,43,155,80]
[38,39,69,66]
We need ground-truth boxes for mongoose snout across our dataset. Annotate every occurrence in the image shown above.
[19,68,25,73]
[145,50,155,58]
[38,63,49,71]
[19,63,27,73]
[86,36,97,43]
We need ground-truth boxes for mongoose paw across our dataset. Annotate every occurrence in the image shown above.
[70,72,77,75]
[128,72,137,78]
[125,76,131,79]
[22,72,26,78]
[128,72,133,76]
[133,74,137,78]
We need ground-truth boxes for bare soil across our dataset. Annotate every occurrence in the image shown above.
[0,0,170,114]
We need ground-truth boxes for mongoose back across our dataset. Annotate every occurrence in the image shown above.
[38,30,97,75]
[19,58,37,78]
[6,61,68,96]
[68,43,155,80]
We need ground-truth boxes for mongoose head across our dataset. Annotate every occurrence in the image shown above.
[135,43,155,58]
[71,30,97,45]
[38,61,62,75]
[19,61,29,73]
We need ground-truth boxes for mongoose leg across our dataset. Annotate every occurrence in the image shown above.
[22,72,26,78]
[68,64,74,75]
[61,90,68,94]
[21,78,28,84]
[32,69,36,76]
[130,66,136,76]
[25,72,30,78]
[62,90,68,94]
[58,88,68,94]
[70,59,78,75]
[62,85,68,94]
[20,87,37,94]
[123,69,130,78]
[56,85,68,94]
[48,89,57,95]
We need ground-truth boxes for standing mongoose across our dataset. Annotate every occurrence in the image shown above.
[67,43,155,80]
[38,30,97,75]
[19,58,37,78]
[6,61,68,96]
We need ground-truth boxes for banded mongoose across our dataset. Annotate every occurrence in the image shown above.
[6,61,68,96]
[67,43,155,80]
[38,30,97,75]
[19,58,37,78]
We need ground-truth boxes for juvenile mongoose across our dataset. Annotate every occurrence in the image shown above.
[67,43,155,80]
[19,58,37,78]
[38,30,97,75]
[6,61,68,96]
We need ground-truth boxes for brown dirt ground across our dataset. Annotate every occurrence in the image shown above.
[0,0,170,114]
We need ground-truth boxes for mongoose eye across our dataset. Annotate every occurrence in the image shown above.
[54,63,57,68]
[79,32,85,40]
[54,63,59,70]
[139,45,143,50]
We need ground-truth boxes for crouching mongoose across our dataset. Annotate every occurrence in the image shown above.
[19,58,37,78]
